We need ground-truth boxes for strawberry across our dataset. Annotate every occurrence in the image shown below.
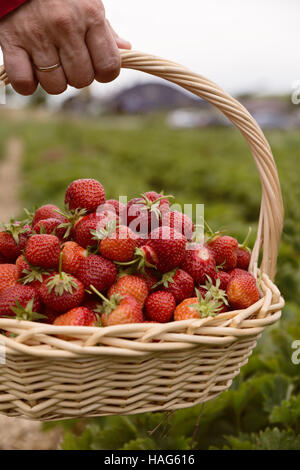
[236,247,251,270]
[40,270,85,313]
[228,268,253,279]
[0,252,9,264]
[42,307,61,324]
[227,275,260,309]
[74,211,118,249]
[140,226,187,273]
[236,228,252,270]
[145,291,176,323]
[103,199,126,219]
[108,275,148,307]
[0,284,41,317]
[174,290,223,321]
[198,276,229,313]
[95,224,137,262]
[0,264,18,292]
[33,217,67,240]
[137,268,159,290]
[208,235,238,271]
[214,271,231,290]
[77,254,118,292]
[90,288,143,326]
[0,221,31,262]
[61,241,87,276]
[25,234,61,269]
[154,268,194,304]
[53,307,98,327]
[180,244,216,284]
[32,204,65,226]
[162,211,194,240]
[127,192,171,237]
[17,256,51,291]
[65,178,106,213]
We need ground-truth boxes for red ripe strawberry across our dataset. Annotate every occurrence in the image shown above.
[82,299,103,314]
[145,291,176,322]
[0,264,18,293]
[214,271,231,290]
[25,234,61,269]
[62,241,87,275]
[137,268,159,290]
[103,199,126,219]
[77,254,118,292]
[108,275,148,307]
[32,204,65,226]
[53,307,98,327]
[42,307,61,324]
[155,268,194,304]
[236,247,251,270]
[33,217,67,240]
[16,255,51,292]
[99,294,143,326]
[40,271,85,313]
[0,222,31,262]
[16,255,30,277]
[228,268,253,279]
[74,211,118,249]
[0,284,41,317]
[0,252,9,263]
[127,192,171,237]
[98,225,137,262]
[65,178,106,213]
[174,292,222,321]
[208,235,238,271]
[135,236,148,248]
[227,275,260,309]
[180,244,216,284]
[162,211,194,240]
[142,226,187,273]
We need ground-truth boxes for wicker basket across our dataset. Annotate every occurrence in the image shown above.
[0,50,284,421]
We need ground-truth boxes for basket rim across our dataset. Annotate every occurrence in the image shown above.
[0,271,284,359]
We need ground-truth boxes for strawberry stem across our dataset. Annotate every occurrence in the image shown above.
[240,227,252,248]
[89,284,114,309]
[58,251,63,280]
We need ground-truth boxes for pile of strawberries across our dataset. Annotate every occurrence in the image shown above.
[0,178,260,332]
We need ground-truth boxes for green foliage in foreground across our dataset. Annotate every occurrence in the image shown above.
[2,113,300,449]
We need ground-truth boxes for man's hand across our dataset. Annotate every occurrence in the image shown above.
[0,0,131,95]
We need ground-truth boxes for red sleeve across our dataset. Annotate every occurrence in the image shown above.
[0,0,28,19]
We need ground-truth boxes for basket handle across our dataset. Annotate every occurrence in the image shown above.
[0,50,284,280]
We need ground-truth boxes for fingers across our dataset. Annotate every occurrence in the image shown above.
[32,45,67,95]
[107,21,132,50]
[3,46,37,96]
[86,21,121,83]
[59,38,94,89]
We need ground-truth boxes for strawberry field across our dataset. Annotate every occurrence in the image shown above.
[1,111,300,450]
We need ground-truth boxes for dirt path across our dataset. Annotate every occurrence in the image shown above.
[0,138,61,450]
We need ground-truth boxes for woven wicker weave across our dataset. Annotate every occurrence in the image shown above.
[0,50,284,421]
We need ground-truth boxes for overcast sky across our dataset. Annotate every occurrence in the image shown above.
[101,0,299,96]
[1,0,299,102]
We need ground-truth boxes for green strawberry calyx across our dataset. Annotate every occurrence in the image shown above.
[200,275,229,307]
[90,219,119,242]
[56,204,87,239]
[10,299,46,322]
[89,284,124,315]
[152,268,177,289]
[45,252,78,296]
[19,258,50,285]
[140,193,174,220]
[188,288,224,318]
[1,219,30,244]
